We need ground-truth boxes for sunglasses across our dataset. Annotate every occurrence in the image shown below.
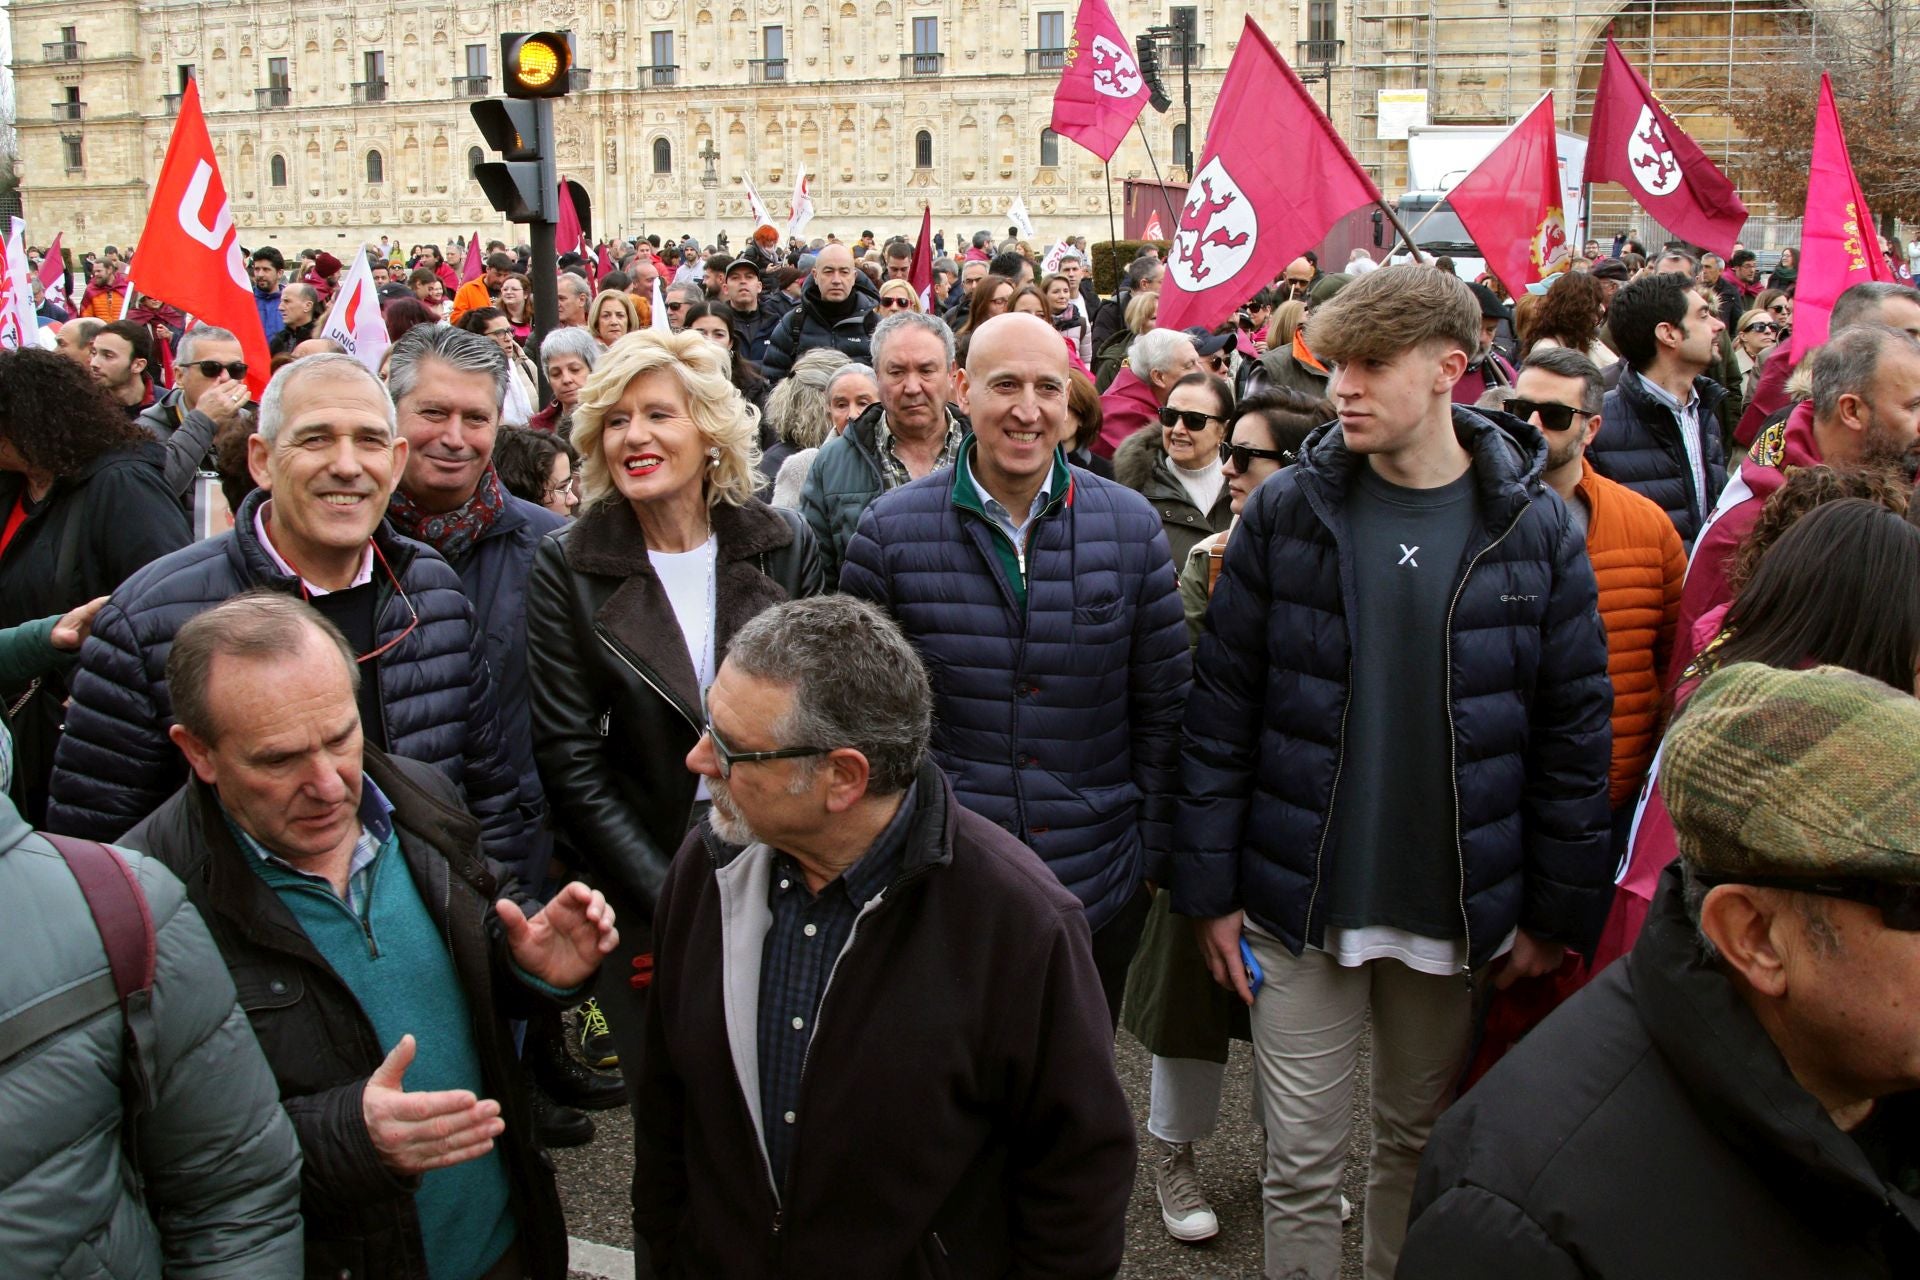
[1769,304,1792,315]
[878,296,913,309]
[1696,874,1920,931]
[1743,322,1779,335]
[1221,441,1296,469]
[1204,353,1233,372]
[1504,396,1585,433]
[1158,406,1223,433]
[191,360,249,381]
[700,687,832,779]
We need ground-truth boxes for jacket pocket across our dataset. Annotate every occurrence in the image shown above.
[234,969,304,1013]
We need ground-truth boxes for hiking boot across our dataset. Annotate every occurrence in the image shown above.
[1154,1139,1219,1242]
[578,998,618,1068]
[528,1009,626,1111]
[531,1091,594,1149]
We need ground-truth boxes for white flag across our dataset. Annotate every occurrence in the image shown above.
[317,246,391,374]
[787,171,815,241]
[1,220,39,352]
[743,177,780,236]
[1042,240,1072,275]
[1007,196,1036,241]
[650,273,672,333]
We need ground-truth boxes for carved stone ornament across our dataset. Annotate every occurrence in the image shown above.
[648,0,675,17]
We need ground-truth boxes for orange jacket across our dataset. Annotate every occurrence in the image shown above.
[1574,461,1685,807]
[447,278,494,326]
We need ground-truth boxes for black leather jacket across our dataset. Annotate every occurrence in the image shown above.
[528,497,825,914]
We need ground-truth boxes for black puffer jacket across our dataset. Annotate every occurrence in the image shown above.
[47,487,527,854]
[1401,862,1920,1278]
[1173,407,1613,966]
[759,272,879,382]
[119,748,570,1280]
[528,496,825,916]
[0,444,190,823]
[1589,369,1729,546]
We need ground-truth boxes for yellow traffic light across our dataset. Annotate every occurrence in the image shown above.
[502,31,575,99]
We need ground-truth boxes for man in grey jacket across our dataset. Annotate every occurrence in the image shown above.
[0,726,303,1276]
[134,324,254,500]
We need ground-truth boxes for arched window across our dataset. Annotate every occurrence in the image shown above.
[269,154,287,187]
[467,146,484,178]
[1172,124,1190,171]
[365,149,384,184]
[914,129,932,169]
[1039,128,1060,167]
[652,137,672,173]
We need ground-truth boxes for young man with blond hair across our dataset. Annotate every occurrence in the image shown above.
[1175,264,1613,1280]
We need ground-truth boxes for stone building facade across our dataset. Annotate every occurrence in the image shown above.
[10,0,1803,254]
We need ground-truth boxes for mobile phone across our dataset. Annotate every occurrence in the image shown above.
[1238,937,1264,999]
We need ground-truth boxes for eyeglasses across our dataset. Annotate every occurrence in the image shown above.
[878,296,913,309]
[700,687,833,778]
[1695,873,1920,931]
[1742,322,1780,335]
[543,474,581,500]
[1158,406,1224,433]
[191,360,249,381]
[1221,441,1297,470]
[1504,396,1586,433]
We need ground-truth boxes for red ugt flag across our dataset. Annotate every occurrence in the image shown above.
[1158,17,1385,333]
[1049,0,1149,163]
[909,205,935,311]
[125,79,271,397]
[1584,37,1746,257]
[1789,74,1892,361]
[1447,93,1570,297]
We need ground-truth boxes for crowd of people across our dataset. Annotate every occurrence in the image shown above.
[6,213,1920,1280]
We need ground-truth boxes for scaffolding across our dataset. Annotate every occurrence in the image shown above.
[1341,0,1820,247]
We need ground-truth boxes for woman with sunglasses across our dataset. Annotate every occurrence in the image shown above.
[529,329,825,1112]
[1733,307,1779,404]
[873,279,920,316]
[1113,370,1235,567]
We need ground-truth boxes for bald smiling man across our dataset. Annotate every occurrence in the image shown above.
[841,311,1191,1023]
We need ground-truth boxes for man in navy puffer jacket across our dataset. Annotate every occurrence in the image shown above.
[47,354,528,859]
[843,312,1190,1024]
[1174,266,1611,1280]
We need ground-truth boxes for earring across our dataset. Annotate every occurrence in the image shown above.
[707,448,720,467]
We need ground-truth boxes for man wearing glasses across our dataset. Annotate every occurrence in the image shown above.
[136,324,255,500]
[50,352,530,867]
[634,595,1135,1274]
[1403,662,1920,1279]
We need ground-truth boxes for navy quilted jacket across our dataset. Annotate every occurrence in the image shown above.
[1173,407,1613,967]
[841,443,1191,929]
[1589,369,1729,547]
[46,488,528,856]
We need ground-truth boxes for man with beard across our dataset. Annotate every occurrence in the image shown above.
[633,595,1134,1274]
[1671,323,1920,681]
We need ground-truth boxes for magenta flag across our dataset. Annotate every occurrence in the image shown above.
[1158,18,1385,332]
[1584,37,1746,257]
[1448,94,1570,296]
[1789,74,1892,361]
[1049,0,1149,163]
[460,234,483,284]
[909,206,934,310]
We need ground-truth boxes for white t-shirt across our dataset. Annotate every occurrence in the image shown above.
[650,536,718,799]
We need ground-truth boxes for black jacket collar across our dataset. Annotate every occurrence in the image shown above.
[229,486,422,590]
[1297,403,1547,534]
[698,759,959,885]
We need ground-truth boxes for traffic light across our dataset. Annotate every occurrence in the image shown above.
[502,31,576,98]
[1135,36,1172,114]
[470,97,552,222]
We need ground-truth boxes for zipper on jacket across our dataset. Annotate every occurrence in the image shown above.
[595,626,699,731]
[1301,656,1355,946]
[1441,510,1524,983]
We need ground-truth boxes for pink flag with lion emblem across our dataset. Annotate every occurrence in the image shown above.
[1447,92,1570,297]
[1157,17,1384,333]
[1584,37,1746,258]
[1049,0,1149,163]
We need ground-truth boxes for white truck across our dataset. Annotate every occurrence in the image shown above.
[1385,124,1590,284]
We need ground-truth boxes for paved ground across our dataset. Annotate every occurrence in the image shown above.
[556,1025,1374,1279]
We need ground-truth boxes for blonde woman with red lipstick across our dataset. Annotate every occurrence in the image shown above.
[527,328,825,1107]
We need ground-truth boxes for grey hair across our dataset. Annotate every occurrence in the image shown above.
[539,324,604,372]
[1130,328,1194,380]
[1654,249,1699,274]
[177,325,240,365]
[1679,860,1722,964]
[257,353,397,443]
[766,348,852,451]
[556,273,592,302]
[870,310,955,371]
[1831,281,1920,332]
[723,596,931,795]
[387,323,509,416]
[667,281,703,305]
[167,590,359,744]
[1810,324,1920,421]
[1699,252,1724,270]
[1521,345,1606,415]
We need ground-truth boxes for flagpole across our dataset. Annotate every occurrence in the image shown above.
[1131,121,1182,238]
[1102,161,1119,256]
[1376,199,1428,264]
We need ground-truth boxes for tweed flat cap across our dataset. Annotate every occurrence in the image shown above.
[1664,663,1920,881]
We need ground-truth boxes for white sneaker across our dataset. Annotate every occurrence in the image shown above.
[1155,1139,1220,1242]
